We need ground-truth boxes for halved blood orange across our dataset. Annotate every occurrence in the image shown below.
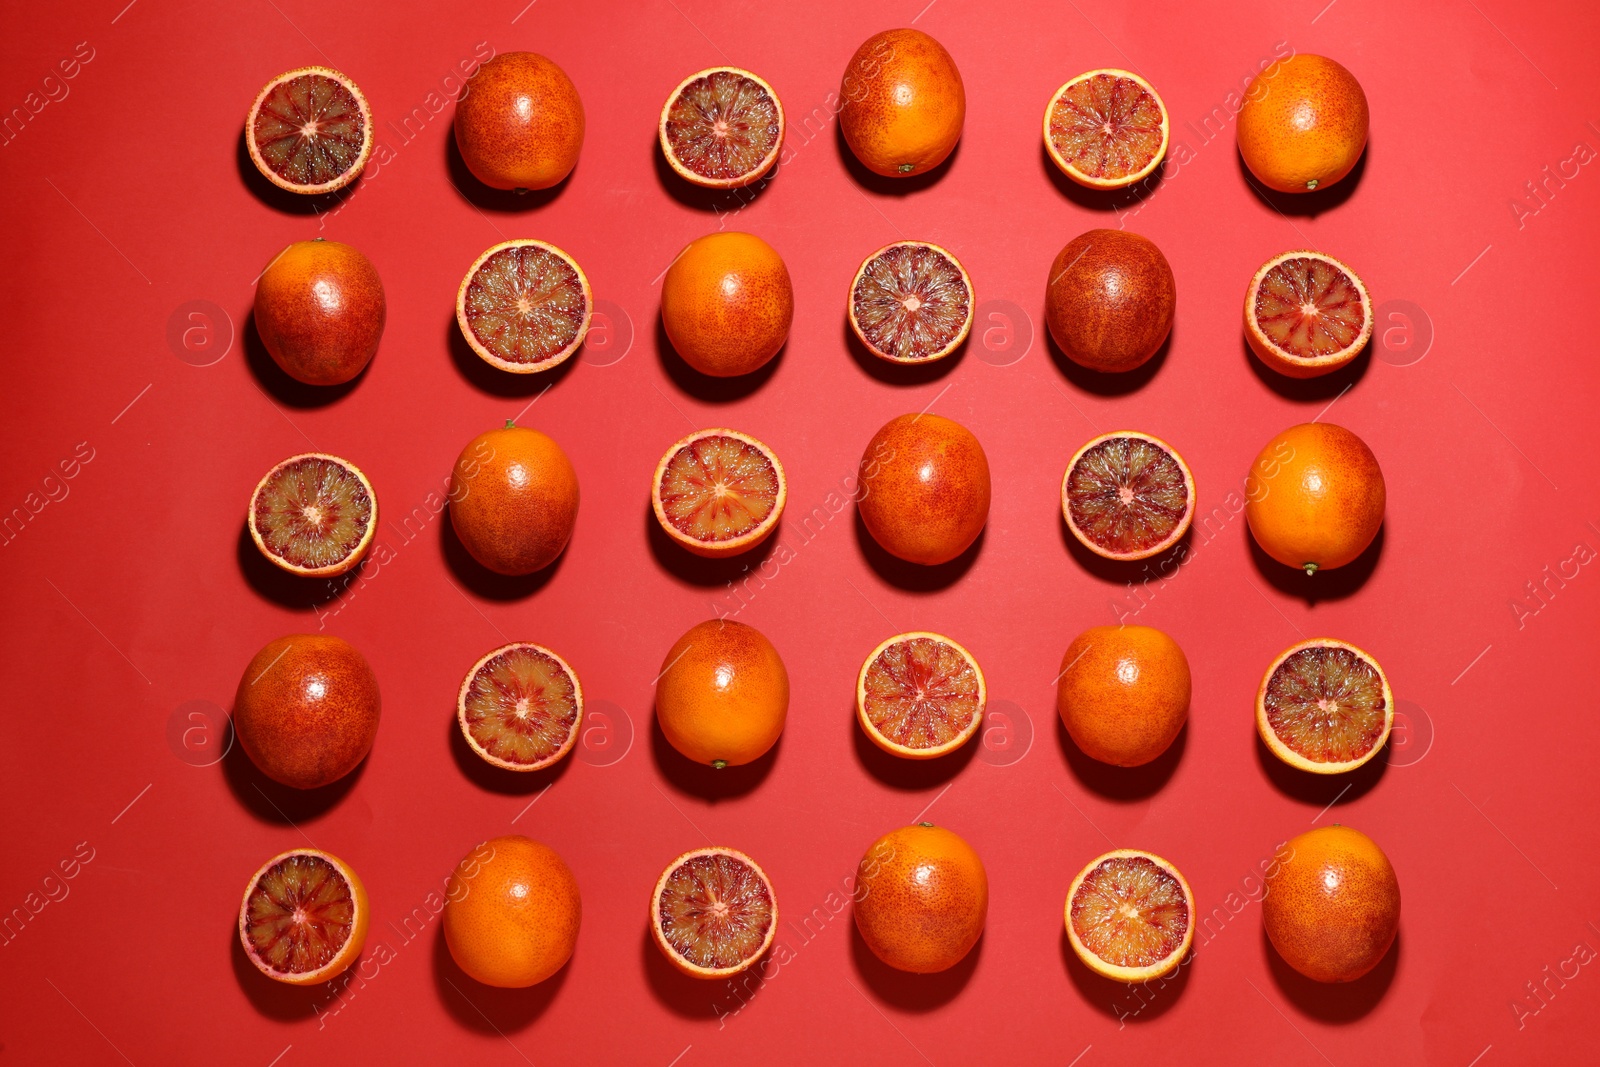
[651,429,786,558]
[239,849,369,985]
[457,240,593,374]
[650,847,778,979]
[659,67,785,189]
[458,643,583,772]
[1062,431,1195,561]
[245,67,373,195]
[1245,251,1373,379]
[857,632,985,759]
[1257,638,1393,774]
[1044,69,1169,190]
[1065,849,1194,983]
[848,242,974,364]
[248,453,377,577]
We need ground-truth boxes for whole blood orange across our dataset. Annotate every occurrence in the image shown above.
[245,66,372,195]
[650,847,778,979]
[839,29,965,177]
[857,413,990,566]
[449,422,579,576]
[454,52,585,191]
[854,823,987,973]
[1263,825,1399,982]
[239,848,368,985]
[660,232,793,377]
[233,634,381,789]
[1245,423,1385,575]
[1065,850,1193,983]
[254,239,385,386]
[1237,54,1369,194]
[443,835,581,987]
[1056,625,1189,767]
[655,619,788,768]
[1046,229,1175,373]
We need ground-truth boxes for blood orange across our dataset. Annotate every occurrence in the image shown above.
[839,29,965,177]
[1062,431,1194,562]
[1263,825,1399,982]
[456,240,592,374]
[245,67,372,195]
[660,232,793,377]
[651,429,786,558]
[848,241,974,364]
[1245,251,1372,378]
[659,67,784,189]
[253,239,385,387]
[854,823,987,973]
[248,453,377,577]
[1045,229,1175,373]
[856,632,984,759]
[1237,54,1368,194]
[239,848,368,985]
[443,835,582,987]
[1245,423,1385,575]
[458,643,583,772]
[858,413,990,566]
[650,847,778,979]
[1044,69,1169,189]
[453,52,585,192]
[233,634,381,790]
[655,619,789,768]
[1257,639,1392,774]
[1065,849,1193,983]
[1057,625,1190,768]
[448,422,580,577]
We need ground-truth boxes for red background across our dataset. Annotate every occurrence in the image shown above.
[3,0,1598,1063]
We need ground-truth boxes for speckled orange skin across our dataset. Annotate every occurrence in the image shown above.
[660,233,793,377]
[443,835,581,988]
[254,240,385,386]
[1264,825,1399,982]
[858,413,990,566]
[233,634,380,789]
[454,52,585,191]
[854,824,987,973]
[1057,625,1190,767]
[839,29,965,177]
[1045,229,1175,373]
[449,425,579,576]
[1238,54,1368,194]
[655,620,789,766]
[1245,423,1385,573]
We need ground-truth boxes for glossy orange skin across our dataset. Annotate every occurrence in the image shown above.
[454,52,585,191]
[655,620,788,766]
[1264,825,1399,982]
[855,824,987,973]
[254,240,385,386]
[858,413,990,566]
[443,835,581,987]
[233,634,381,789]
[661,233,793,376]
[839,29,965,177]
[449,424,579,576]
[1245,423,1385,574]
[1046,229,1175,373]
[1056,625,1190,766]
[1238,54,1369,194]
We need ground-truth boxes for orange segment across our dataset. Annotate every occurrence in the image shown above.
[248,453,377,577]
[1257,639,1393,774]
[246,67,372,195]
[1065,849,1193,983]
[1044,69,1169,189]
[650,847,778,978]
[1062,432,1194,561]
[659,67,784,189]
[848,242,973,363]
[456,240,592,374]
[239,849,369,985]
[1246,251,1372,378]
[651,429,786,558]
[458,643,583,772]
[857,632,985,758]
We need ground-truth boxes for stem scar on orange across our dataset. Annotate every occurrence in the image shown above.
[655,619,788,768]
[1244,422,1385,575]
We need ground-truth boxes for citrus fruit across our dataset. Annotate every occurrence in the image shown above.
[1257,639,1392,774]
[1245,423,1385,575]
[660,232,793,377]
[1065,850,1194,983]
[1062,431,1195,562]
[233,634,381,790]
[651,429,786,558]
[655,619,788,768]
[1044,69,1170,189]
[453,52,584,191]
[1237,54,1369,193]
[650,847,778,979]
[839,28,965,177]
[457,239,592,374]
[1263,825,1400,982]
[854,823,987,973]
[659,67,784,189]
[1045,229,1175,373]
[239,849,368,985]
[448,422,580,576]
[443,835,581,988]
[847,241,974,364]
[245,66,372,195]
[857,413,990,566]
[856,632,985,759]
[247,453,376,578]
[1056,625,1190,767]
[458,643,583,772]
[1245,250,1372,379]
[254,239,386,385]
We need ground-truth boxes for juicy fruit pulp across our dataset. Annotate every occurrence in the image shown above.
[848,242,973,363]
[652,430,786,558]
[249,454,376,577]
[660,231,793,377]
[1237,54,1369,194]
[1045,69,1169,189]
[457,240,592,374]
[233,634,381,790]
[443,836,582,988]
[1046,229,1175,372]
[854,824,987,973]
[839,28,965,177]
[453,52,585,191]
[1246,252,1372,378]
[1066,851,1193,982]
[857,633,985,758]
[1063,432,1194,561]
[660,68,784,188]
[1259,640,1392,773]
[1245,422,1385,575]
[1057,624,1190,767]
[1264,825,1400,983]
[459,643,583,772]
[246,67,372,194]
[857,413,991,566]
[655,620,789,767]
[240,850,367,985]
[652,848,778,978]
[254,239,386,386]
[448,423,580,577]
